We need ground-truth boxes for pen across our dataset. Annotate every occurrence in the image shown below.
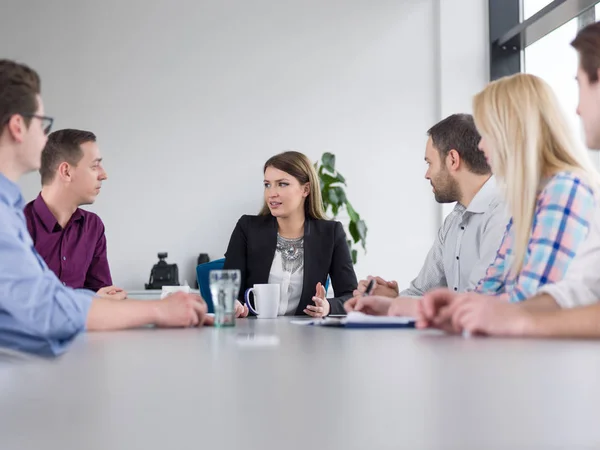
[363,278,376,296]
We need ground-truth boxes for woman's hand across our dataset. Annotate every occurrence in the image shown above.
[304,282,330,317]
[235,300,249,318]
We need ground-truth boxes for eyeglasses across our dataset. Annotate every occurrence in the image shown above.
[20,114,54,135]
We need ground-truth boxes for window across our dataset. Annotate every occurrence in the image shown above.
[524,18,581,146]
[490,0,600,167]
[524,7,599,166]
[524,0,556,20]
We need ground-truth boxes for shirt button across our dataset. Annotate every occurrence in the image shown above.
[62,282,66,286]
[461,226,465,230]
[454,287,458,291]
[456,256,459,260]
[62,256,67,261]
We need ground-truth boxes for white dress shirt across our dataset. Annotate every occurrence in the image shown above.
[537,206,600,308]
[400,176,508,297]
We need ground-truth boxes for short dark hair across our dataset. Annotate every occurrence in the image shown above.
[572,21,600,83]
[40,129,97,185]
[0,60,41,138]
[427,113,490,175]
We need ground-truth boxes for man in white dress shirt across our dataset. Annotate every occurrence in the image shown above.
[416,21,600,338]
[346,114,508,317]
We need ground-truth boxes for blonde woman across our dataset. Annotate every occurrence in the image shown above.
[417,73,599,331]
[223,151,357,317]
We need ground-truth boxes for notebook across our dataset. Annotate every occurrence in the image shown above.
[291,311,416,328]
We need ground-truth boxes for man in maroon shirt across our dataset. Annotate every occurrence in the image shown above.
[24,129,126,300]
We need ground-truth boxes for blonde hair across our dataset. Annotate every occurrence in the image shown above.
[259,151,326,220]
[473,73,599,277]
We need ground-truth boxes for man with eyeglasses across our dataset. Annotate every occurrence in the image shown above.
[24,129,127,300]
[0,59,212,356]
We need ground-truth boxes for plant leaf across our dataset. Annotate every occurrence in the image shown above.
[356,219,367,249]
[328,188,340,206]
[356,219,367,239]
[331,203,340,217]
[322,152,336,172]
[348,221,360,243]
[332,186,347,204]
[346,201,359,223]
[320,173,344,187]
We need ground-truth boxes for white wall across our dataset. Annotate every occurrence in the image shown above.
[1,0,488,291]
[438,0,491,219]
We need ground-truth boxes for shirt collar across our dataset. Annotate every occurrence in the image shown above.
[465,176,499,213]
[0,172,25,209]
[33,193,84,233]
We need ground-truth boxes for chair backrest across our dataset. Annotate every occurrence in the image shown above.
[196,258,225,313]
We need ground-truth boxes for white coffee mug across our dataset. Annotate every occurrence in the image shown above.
[244,284,280,319]
[160,285,190,299]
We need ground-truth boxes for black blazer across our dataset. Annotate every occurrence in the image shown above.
[223,214,357,315]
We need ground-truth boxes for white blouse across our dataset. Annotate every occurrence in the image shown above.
[268,235,304,316]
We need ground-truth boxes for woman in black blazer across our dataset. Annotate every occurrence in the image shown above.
[223,151,357,317]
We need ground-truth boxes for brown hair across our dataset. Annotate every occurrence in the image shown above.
[259,151,326,220]
[571,21,600,83]
[427,113,491,175]
[40,129,97,185]
[0,59,41,137]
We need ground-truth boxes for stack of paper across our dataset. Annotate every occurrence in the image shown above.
[291,311,415,328]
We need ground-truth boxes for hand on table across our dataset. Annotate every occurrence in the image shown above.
[97,285,128,300]
[445,294,533,337]
[388,297,419,317]
[417,289,523,336]
[344,295,392,316]
[155,292,213,327]
[416,288,461,333]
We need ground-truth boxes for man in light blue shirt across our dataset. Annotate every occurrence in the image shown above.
[0,59,212,356]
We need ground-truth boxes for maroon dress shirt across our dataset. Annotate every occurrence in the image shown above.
[23,194,113,291]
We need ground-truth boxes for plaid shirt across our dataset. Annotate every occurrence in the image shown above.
[475,172,596,303]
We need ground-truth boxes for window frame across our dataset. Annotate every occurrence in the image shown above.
[489,0,599,80]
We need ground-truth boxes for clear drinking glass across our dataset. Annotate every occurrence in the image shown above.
[209,269,241,327]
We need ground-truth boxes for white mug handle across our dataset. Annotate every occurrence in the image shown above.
[244,288,259,315]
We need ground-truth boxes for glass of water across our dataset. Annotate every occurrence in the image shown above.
[209,269,241,327]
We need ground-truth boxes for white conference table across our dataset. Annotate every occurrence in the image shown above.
[1,318,600,449]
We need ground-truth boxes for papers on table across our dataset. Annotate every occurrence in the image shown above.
[291,311,415,328]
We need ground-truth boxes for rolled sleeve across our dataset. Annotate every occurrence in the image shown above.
[538,282,597,309]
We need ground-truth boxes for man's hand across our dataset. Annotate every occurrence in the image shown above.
[388,297,420,317]
[154,292,212,327]
[344,295,393,316]
[353,276,399,299]
[97,285,127,300]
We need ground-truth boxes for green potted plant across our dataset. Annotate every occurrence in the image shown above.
[314,152,367,264]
